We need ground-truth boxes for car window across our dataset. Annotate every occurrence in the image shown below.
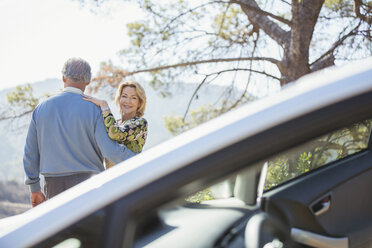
[185,119,372,203]
[264,119,372,190]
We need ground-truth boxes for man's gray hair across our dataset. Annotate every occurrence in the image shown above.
[62,57,91,83]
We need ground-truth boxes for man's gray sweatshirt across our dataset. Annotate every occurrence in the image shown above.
[23,88,135,192]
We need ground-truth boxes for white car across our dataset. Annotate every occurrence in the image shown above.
[1,58,372,248]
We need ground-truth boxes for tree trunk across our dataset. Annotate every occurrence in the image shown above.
[237,0,325,86]
[280,0,324,85]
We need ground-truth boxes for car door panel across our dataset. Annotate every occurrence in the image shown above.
[263,151,372,247]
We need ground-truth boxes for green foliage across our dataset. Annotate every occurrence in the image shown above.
[324,0,349,9]
[265,157,291,189]
[324,0,354,15]
[127,21,151,48]
[163,104,228,136]
[148,70,173,97]
[185,188,214,203]
[297,152,312,173]
[6,84,38,110]
[1,84,52,122]
[213,5,254,44]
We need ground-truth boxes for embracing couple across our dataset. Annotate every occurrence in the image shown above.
[23,57,148,207]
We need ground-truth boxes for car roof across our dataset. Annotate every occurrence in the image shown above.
[1,57,372,247]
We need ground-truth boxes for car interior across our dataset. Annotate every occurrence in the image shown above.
[132,118,372,248]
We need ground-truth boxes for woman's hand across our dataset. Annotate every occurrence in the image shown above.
[82,94,109,110]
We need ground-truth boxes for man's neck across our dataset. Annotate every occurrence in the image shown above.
[63,87,83,95]
[64,82,86,92]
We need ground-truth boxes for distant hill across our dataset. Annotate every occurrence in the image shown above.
[0,181,30,218]
[0,201,30,219]
[0,78,235,218]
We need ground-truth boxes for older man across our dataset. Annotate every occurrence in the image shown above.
[23,57,135,207]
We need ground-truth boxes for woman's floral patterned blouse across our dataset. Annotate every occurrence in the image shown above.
[103,112,148,154]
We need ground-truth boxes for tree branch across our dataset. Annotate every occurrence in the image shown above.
[0,110,33,121]
[199,68,280,80]
[279,0,291,6]
[224,36,258,112]
[231,0,292,26]
[183,75,209,120]
[162,1,230,32]
[183,67,279,119]
[126,57,280,76]
[354,0,372,25]
[310,54,335,72]
[231,0,291,48]
[310,22,361,69]
[141,1,167,19]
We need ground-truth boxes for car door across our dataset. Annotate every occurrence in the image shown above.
[260,118,372,248]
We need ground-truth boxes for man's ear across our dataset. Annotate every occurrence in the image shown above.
[62,76,66,83]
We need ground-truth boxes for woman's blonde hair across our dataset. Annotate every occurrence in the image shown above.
[115,81,146,117]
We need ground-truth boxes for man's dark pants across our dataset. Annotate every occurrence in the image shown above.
[44,173,94,199]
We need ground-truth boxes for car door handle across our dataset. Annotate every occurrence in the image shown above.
[311,194,331,216]
[291,228,348,248]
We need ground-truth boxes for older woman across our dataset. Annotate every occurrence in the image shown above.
[83,81,148,168]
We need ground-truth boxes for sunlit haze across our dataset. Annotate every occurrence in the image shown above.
[0,0,142,90]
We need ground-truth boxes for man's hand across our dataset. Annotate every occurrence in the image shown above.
[31,190,46,207]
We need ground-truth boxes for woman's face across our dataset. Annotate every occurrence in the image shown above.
[120,86,140,118]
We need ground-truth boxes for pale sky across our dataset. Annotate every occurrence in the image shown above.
[0,0,143,91]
